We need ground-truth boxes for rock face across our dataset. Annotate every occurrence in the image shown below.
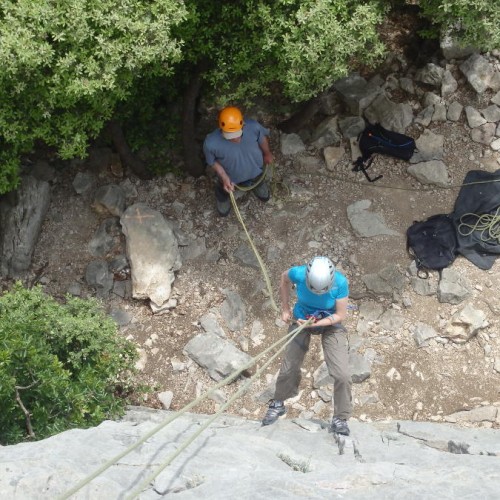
[184,332,252,381]
[0,176,51,278]
[1,407,500,499]
[120,203,181,307]
[347,200,399,237]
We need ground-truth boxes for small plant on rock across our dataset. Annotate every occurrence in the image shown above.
[277,452,312,473]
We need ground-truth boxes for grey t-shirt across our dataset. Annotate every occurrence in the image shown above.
[203,119,270,184]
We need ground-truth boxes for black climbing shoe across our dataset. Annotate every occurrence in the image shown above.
[262,400,286,426]
[331,417,350,436]
[216,198,231,217]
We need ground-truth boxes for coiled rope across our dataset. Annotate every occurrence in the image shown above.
[58,319,312,499]
[234,163,290,202]
[457,206,500,242]
[233,164,271,192]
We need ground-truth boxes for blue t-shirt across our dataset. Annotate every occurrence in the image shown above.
[203,119,270,184]
[288,265,349,320]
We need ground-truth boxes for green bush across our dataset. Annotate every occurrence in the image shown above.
[0,283,141,445]
[419,0,500,50]
[0,0,187,194]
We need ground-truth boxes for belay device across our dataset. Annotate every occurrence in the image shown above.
[353,123,416,182]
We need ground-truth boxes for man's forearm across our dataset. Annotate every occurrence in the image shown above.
[259,136,271,155]
[212,162,230,183]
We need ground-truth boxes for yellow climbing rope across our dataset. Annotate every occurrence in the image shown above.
[234,163,289,202]
[125,319,314,499]
[234,163,271,192]
[229,189,279,312]
[296,170,500,192]
[58,319,313,499]
[457,206,500,242]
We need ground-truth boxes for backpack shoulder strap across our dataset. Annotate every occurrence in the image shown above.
[352,156,382,182]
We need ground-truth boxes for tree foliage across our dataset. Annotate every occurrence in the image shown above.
[179,0,386,104]
[0,283,141,445]
[418,0,500,49]
[1,0,498,193]
[0,0,186,193]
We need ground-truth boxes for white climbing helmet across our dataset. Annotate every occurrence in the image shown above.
[306,256,335,294]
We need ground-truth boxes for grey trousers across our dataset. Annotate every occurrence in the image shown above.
[273,324,352,420]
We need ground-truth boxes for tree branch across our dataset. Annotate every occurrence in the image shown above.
[108,120,153,180]
[15,381,38,439]
[181,63,205,177]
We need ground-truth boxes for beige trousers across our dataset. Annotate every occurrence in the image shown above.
[273,323,352,420]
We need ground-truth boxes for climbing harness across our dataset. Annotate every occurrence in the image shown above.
[234,163,271,192]
[234,163,289,200]
[305,310,333,323]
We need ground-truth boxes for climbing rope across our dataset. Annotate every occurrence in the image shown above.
[125,318,314,499]
[233,163,272,192]
[229,189,279,312]
[58,319,312,499]
[457,206,500,242]
[295,169,500,192]
[60,163,500,498]
[234,163,290,202]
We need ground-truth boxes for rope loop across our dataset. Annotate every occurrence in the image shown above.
[458,207,500,243]
[234,163,271,192]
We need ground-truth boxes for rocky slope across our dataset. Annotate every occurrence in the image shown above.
[1,407,500,499]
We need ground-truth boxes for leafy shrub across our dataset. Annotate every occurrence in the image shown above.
[419,0,500,50]
[0,0,187,194]
[0,283,141,445]
[186,0,387,104]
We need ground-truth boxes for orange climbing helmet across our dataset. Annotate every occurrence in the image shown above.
[219,106,243,139]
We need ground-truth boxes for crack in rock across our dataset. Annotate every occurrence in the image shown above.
[396,422,497,456]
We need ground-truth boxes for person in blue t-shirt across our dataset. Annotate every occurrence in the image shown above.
[262,256,352,436]
[203,106,274,217]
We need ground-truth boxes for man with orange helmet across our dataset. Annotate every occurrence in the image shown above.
[203,106,274,216]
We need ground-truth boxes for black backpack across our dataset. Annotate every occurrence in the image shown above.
[406,214,458,275]
[353,123,416,182]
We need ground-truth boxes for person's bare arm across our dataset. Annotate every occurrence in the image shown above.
[212,161,234,192]
[280,270,293,322]
[259,136,274,165]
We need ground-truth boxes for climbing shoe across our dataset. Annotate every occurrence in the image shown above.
[331,416,350,436]
[216,198,231,217]
[252,181,270,202]
[262,400,286,426]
